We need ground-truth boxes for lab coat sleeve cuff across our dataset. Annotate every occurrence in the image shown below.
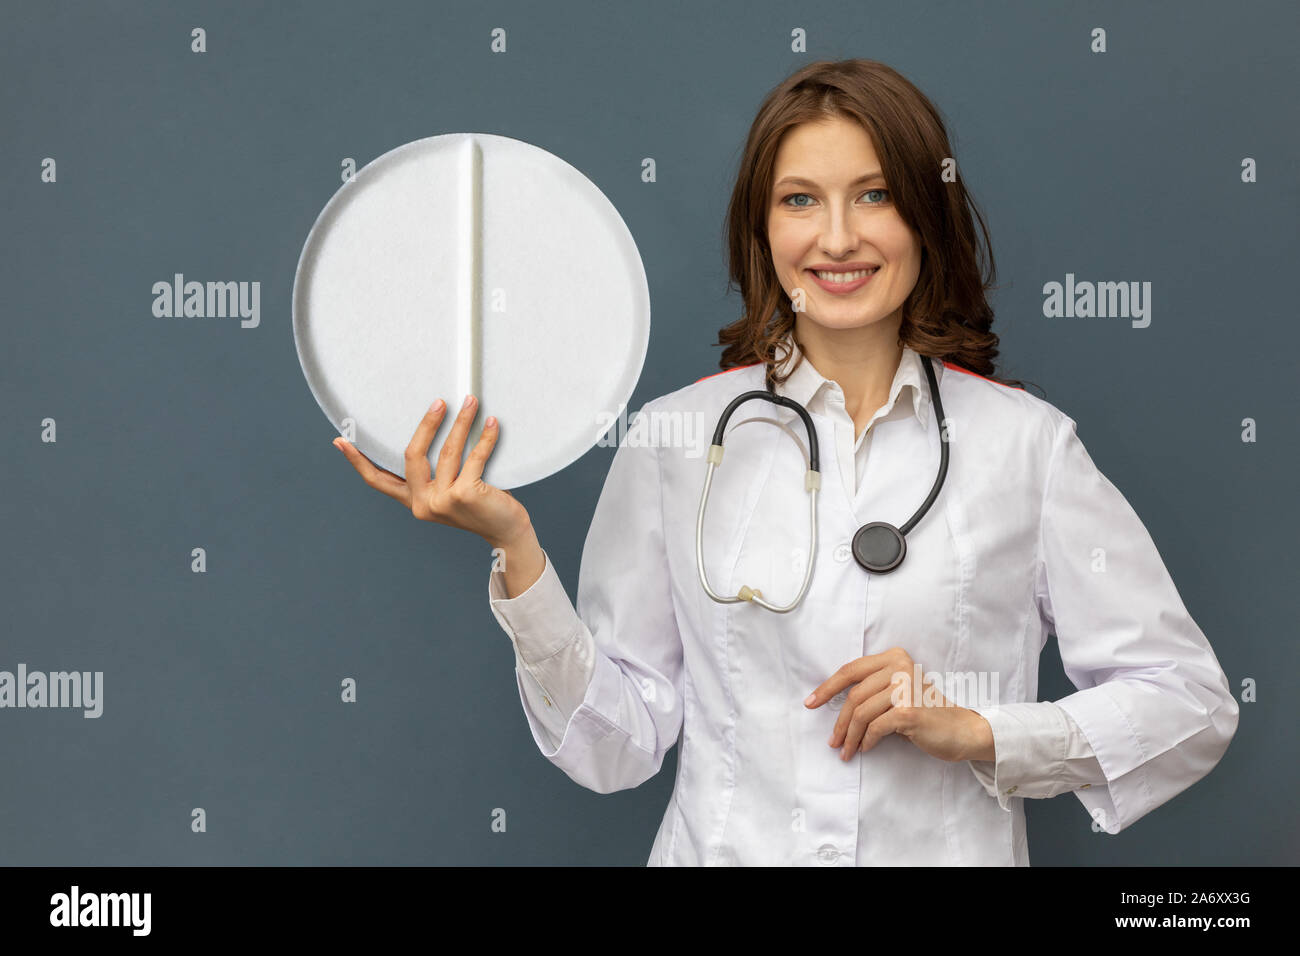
[488,548,585,665]
[1054,688,1144,835]
[489,549,598,744]
[514,645,571,752]
[966,702,1072,810]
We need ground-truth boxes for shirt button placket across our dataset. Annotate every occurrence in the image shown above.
[807,426,863,867]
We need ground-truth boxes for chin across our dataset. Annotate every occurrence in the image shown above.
[803,313,891,331]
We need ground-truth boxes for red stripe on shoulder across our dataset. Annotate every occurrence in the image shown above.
[694,363,761,384]
[941,361,1022,390]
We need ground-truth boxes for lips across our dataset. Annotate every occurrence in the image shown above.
[804,266,879,294]
[807,262,881,273]
[809,267,879,282]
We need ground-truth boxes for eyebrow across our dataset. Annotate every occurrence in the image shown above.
[773,171,886,189]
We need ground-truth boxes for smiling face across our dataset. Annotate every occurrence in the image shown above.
[766,114,923,338]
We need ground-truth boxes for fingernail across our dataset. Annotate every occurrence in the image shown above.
[804,693,816,706]
[828,733,835,746]
[486,416,496,428]
[431,399,444,412]
[464,394,476,407]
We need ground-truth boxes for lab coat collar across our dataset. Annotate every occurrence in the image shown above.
[771,331,940,431]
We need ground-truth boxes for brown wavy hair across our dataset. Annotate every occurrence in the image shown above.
[716,59,1035,394]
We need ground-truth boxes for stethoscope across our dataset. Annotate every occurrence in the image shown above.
[695,354,948,613]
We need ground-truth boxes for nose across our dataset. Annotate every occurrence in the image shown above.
[819,204,857,258]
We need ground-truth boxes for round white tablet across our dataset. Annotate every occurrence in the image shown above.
[293,133,651,490]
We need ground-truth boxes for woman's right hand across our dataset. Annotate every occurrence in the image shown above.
[333,394,531,550]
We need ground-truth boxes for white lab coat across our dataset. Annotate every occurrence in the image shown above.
[487,335,1238,865]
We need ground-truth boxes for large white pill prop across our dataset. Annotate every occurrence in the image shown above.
[293,133,651,490]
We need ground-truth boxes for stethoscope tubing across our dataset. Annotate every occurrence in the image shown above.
[696,354,946,611]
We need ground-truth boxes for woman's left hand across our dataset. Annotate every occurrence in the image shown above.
[805,647,994,763]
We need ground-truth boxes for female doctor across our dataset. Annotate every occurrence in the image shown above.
[334,59,1238,866]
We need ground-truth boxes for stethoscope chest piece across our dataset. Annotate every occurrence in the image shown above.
[851,521,906,573]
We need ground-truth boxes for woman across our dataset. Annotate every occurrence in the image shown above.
[334,59,1238,865]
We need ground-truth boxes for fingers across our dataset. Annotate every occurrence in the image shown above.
[835,676,948,759]
[805,647,915,709]
[433,395,480,493]
[829,678,891,750]
[404,399,449,494]
[804,658,869,708]
[837,689,884,758]
[837,685,908,758]
[334,438,410,505]
[457,413,499,486]
[856,705,915,757]
[811,649,946,761]
[828,655,923,751]
[823,664,892,745]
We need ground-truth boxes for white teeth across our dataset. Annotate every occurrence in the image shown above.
[814,268,878,283]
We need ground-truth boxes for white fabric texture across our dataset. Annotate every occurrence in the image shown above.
[487,333,1237,865]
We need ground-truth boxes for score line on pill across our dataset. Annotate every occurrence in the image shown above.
[292,133,651,490]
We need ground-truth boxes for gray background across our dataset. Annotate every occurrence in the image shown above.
[2,0,1294,865]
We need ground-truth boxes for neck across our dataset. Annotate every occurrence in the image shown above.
[793,315,905,426]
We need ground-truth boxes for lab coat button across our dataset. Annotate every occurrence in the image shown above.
[1080,783,1091,789]
[833,543,852,562]
[542,696,552,707]
[816,844,841,864]
[1005,785,1018,795]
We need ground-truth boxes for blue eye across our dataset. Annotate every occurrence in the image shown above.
[781,188,890,207]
